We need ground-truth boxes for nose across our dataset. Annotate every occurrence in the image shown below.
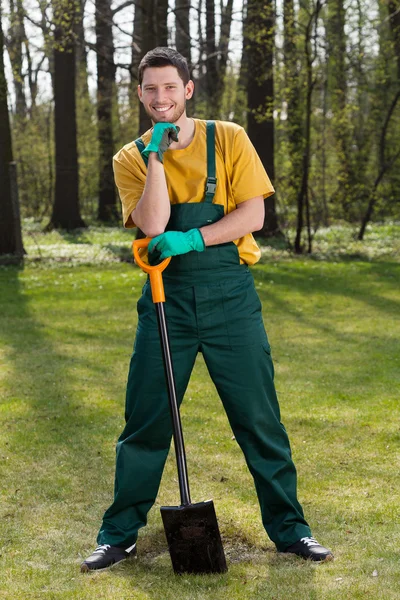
[154,89,168,104]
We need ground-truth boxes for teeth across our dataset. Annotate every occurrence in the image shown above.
[154,106,171,112]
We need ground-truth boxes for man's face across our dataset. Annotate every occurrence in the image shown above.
[138,66,194,124]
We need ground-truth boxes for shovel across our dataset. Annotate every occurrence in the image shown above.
[133,238,227,575]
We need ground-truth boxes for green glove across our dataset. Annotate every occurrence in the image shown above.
[142,122,180,163]
[148,229,205,260]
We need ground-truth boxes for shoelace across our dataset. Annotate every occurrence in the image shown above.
[93,544,111,553]
[300,537,320,547]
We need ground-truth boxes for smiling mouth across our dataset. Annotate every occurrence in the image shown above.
[153,105,173,113]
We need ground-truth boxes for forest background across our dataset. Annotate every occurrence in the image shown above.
[1,0,400,259]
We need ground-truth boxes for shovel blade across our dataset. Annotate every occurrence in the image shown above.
[160,500,227,574]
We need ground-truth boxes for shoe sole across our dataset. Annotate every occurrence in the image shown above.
[80,553,137,573]
[280,551,334,563]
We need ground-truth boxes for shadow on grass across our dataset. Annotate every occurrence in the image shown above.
[250,262,400,414]
[57,229,93,244]
[0,266,126,551]
[254,260,400,317]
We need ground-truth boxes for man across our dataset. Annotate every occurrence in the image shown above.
[81,47,333,572]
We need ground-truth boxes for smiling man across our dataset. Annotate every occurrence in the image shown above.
[80,47,333,572]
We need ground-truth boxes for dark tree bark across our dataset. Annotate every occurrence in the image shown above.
[130,0,143,91]
[156,0,169,46]
[7,0,26,119]
[48,3,85,230]
[204,0,234,118]
[0,6,24,259]
[128,0,143,137]
[40,2,55,89]
[327,0,357,216]
[205,0,218,117]
[219,0,234,87]
[283,0,303,214]
[246,0,280,237]
[294,0,322,254]
[175,0,191,66]
[75,0,90,97]
[139,0,153,134]
[24,38,44,116]
[96,0,118,221]
[233,1,248,127]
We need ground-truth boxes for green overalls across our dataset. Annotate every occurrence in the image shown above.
[98,122,311,551]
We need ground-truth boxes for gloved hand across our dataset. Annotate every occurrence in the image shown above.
[148,229,205,260]
[142,122,180,163]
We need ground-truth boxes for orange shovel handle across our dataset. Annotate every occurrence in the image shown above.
[132,238,171,303]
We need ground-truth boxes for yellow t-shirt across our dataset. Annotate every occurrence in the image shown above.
[113,119,275,265]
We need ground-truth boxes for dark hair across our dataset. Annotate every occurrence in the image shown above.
[138,47,190,86]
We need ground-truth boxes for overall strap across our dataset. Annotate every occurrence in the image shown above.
[205,120,217,203]
[134,138,148,167]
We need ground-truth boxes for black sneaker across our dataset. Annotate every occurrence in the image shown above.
[80,543,137,572]
[283,537,334,562]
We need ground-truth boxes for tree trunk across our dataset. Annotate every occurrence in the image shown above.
[219,0,234,81]
[327,0,356,217]
[205,0,219,118]
[233,1,248,127]
[246,0,280,237]
[175,0,191,66]
[283,0,303,212]
[0,6,24,259]
[127,0,142,138]
[40,2,55,90]
[96,0,118,222]
[7,0,27,119]
[140,12,152,134]
[294,1,322,253]
[156,0,169,46]
[75,0,90,97]
[48,3,84,230]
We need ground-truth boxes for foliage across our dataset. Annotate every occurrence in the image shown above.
[11,107,54,219]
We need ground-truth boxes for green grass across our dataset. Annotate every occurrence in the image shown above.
[0,225,400,599]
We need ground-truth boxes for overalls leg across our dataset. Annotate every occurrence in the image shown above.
[202,340,311,550]
[97,282,199,548]
[197,270,311,551]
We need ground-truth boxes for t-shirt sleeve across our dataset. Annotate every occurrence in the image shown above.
[113,147,147,228]
[231,127,275,204]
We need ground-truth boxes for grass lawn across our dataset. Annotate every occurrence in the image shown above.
[0,224,399,599]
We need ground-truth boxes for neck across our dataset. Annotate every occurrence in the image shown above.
[169,114,195,150]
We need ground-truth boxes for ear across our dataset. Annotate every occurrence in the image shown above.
[185,80,194,100]
[137,85,143,103]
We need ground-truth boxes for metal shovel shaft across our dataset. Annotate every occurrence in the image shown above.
[155,302,191,507]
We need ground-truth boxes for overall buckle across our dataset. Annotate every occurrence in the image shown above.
[206,178,217,195]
